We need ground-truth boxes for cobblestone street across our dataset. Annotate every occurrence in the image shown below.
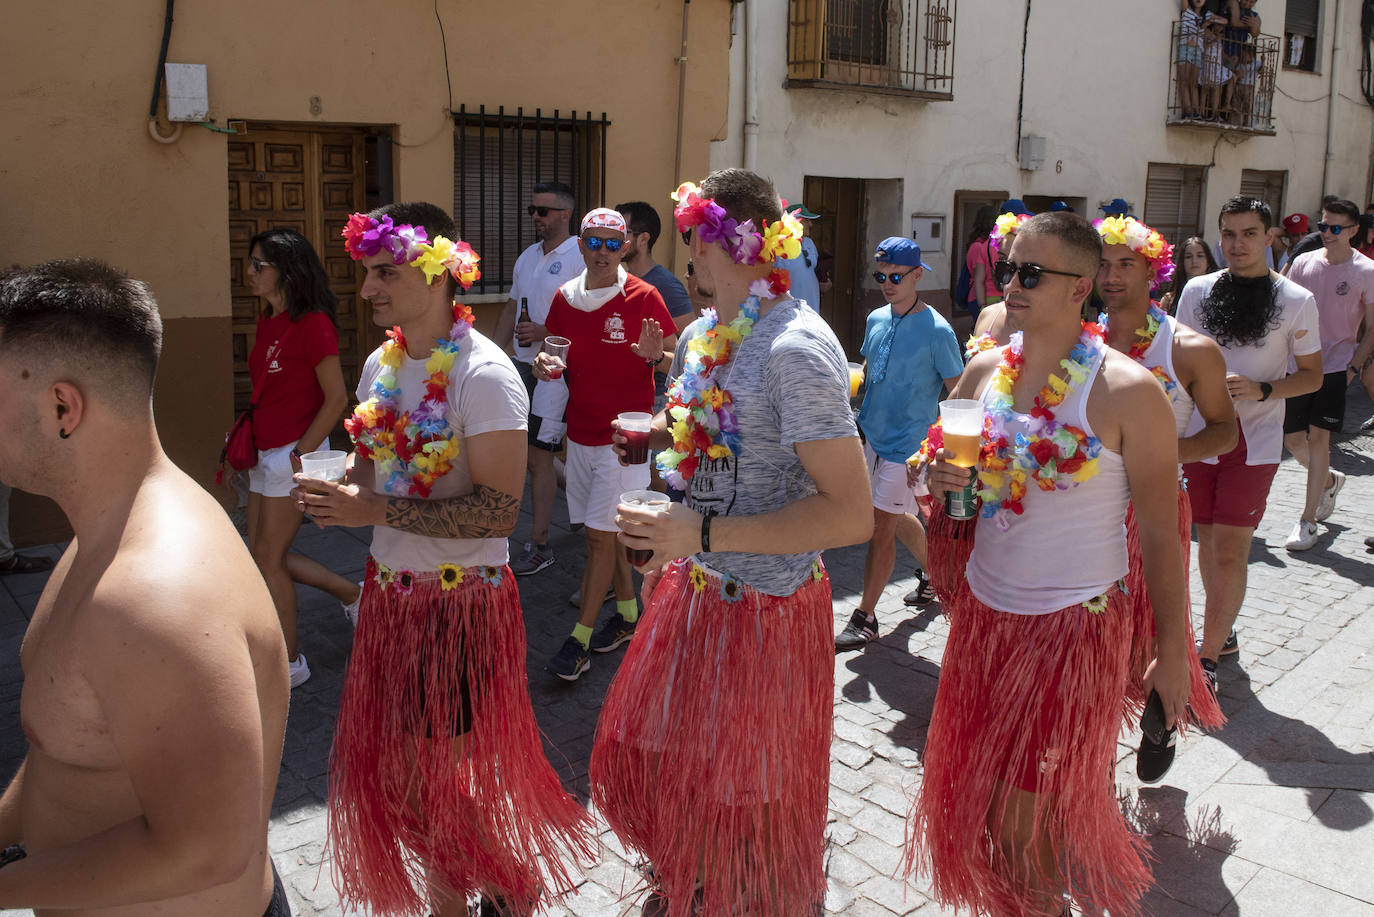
[1,393,1371,916]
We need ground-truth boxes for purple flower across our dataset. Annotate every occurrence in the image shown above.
[357,215,395,257]
[384,223,429,265]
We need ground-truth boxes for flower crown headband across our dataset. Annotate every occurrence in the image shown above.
[1094,216,1175,286]
[342,213,482,291]
[671,181,803,266]
[989,211,1032,255]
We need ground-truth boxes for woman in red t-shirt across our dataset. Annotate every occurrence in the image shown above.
[244,228,358,688]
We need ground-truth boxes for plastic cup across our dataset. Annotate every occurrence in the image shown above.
[618,489,670,566]
[847,361,864,399]
[617,411,654,465]
[543,335,570,380]
[299,449,348,482]
[937,399,983,520]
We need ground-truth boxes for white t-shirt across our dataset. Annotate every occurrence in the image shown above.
[355,329,529,571]
[508,237,585,363]
[1176,270,1321,465]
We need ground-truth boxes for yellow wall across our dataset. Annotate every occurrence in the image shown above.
[1,0,732,544]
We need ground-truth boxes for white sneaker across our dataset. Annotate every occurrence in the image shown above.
[341,582,363,627]
[1315,469,1345,522]
[288,653,311,688]
[1285,520,1319,552]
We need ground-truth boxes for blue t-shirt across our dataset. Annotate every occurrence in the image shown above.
[856,304,963,463]
[776,237,821,312]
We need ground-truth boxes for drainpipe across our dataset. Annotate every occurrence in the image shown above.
[1321,0,1343,195]
[673,0,691,186]
[743,0,759,171]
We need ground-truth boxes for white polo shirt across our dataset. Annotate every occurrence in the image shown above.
[508,236,584,363]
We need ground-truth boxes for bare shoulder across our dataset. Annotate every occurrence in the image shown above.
[1170,321,1227,376]
[1094,349,1172,420]
[953,349,998,398]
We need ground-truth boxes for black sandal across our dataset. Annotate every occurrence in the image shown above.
[0,553,54,575]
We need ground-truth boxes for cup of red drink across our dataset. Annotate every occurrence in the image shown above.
[543,336,570,380]
[618,489,669,567]
[617,411,653,465]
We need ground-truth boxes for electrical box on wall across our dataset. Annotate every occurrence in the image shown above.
[164,63,209,122]
[1019,135,1046,171]
[910,214,945,253]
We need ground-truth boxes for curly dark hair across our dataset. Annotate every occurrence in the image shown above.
[1196,271,1280,347]
[249,228,339,326]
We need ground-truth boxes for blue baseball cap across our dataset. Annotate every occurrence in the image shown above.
[874,237,931,270]
[1002,198,1033,216]
[1050,200,1073,212]
[1101,197,1131,216]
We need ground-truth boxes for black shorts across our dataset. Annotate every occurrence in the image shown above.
[407,600,476,739]
[515,357,563,453]
[1283,370,1348,434]
[263,860,291,917]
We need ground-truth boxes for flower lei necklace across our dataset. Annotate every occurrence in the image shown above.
[656,294,762,489]
[965,331,999,361]
[976,323,1107,527]
[1098,302,1178,395]
[345,303,476,498]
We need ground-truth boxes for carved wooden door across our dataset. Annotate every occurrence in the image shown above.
[227,126,370,418]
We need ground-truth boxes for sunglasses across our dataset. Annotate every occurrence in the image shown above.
[873,269,916,285]
[527,205,570,217]
[1317,222,1355,234]
[248,256,273,272]
[994,259,1082,290]
[582,236,624,252]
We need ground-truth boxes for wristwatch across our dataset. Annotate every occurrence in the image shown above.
[1258,382,1273,402]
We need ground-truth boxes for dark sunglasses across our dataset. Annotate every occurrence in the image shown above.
[1317,222,1354,234]
[527,205,569,217]
[873,269,915,285]
[994,259,1082,290]
[248,256,273,272]
[582,236,624,252]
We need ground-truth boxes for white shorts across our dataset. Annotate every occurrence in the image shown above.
[248,438,329,499]
[865,441,919,516]
[566,441,651,532]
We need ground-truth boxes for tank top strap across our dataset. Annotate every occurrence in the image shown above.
[1058,334,1109,437]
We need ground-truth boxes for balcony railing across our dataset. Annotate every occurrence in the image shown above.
[1166,21,1278,134]
[787,0,956,99]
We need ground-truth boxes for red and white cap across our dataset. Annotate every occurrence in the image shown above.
[580,207,627,234]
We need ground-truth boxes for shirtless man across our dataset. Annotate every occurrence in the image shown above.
[0,260,290,915]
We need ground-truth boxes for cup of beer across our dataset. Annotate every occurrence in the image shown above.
[617,489,670,567]
[937,399,983,519]
[847,362,864,399]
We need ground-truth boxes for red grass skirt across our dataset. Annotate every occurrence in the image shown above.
[907,519,1152,917]
[1123,486,1224,732]
[327,559,594,916]
[924,502,977,603]
[590,559,833,917]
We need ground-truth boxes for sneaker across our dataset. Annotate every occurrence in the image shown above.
[1200,657,1219,700]
[341,581,363,627]
[568,585,616,608]
[545,636,590,681]
[1366,535,1374,549]
[510,541,554,576]
[1136,690,1177,783]
[589,612,636,653]
[1315,469,1345,522]
[288,653,311,688]
[1284,519,1319,552]
[835,609,878,652]
[903,569,937,606]
[1219,629,1239,656]
[1360,415,1374,432]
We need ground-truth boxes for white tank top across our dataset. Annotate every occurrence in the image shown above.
[1137,312,1195,438]
[965,341,1130,615]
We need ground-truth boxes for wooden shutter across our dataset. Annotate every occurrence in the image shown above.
[1240,169,1287,221]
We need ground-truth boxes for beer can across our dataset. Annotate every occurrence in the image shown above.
[944,480,979,520]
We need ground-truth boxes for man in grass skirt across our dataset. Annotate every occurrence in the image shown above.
[907,213,1192,917]
[595,169,874,916]
[296,202,592,917]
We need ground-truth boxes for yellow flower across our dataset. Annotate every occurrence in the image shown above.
[761,213,803,262]
[413,238,458,285]
[379,345,405,369]
[1072,459,1100,483]
[688,564,708,592]
[426,348,457,376]
[706,443,732,459]
[1097,216,1129,246]
[670,418,692,446]
[438,563,464,590]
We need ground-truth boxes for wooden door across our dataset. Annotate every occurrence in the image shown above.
[227,126,371,417]
[804,175,865,357]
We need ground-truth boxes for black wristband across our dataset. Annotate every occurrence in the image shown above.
[1258,381,1272,402]
[701,512,713,553]
[0,844,26,868]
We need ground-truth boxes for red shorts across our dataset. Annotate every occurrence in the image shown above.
[1183,428,1279,528]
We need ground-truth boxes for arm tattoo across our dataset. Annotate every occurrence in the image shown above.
[384,484,520,539]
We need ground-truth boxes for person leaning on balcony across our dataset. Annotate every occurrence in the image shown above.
[1222,0,1261,70]
[241,228,358,690]
[1176,0,1208,120]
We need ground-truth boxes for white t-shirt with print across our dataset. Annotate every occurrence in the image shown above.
[508,236,585,363]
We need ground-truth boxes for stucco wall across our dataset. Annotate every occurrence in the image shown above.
[0,0,731,544]
[713,0,1374,300]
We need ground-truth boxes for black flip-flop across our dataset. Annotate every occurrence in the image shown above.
[0,553,54,575]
